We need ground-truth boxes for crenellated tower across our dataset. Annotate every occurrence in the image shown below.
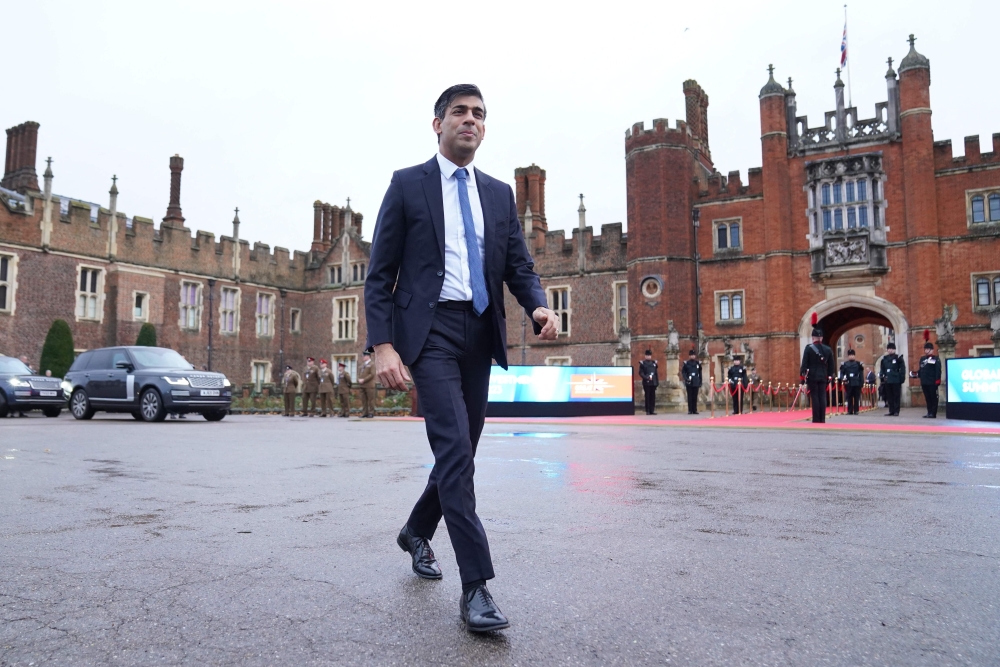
[625,85,714,365]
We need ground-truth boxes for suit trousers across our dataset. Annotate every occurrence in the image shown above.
[884,383,902,415]
[845,385,861,414]
[922,383,939,417]
[302,392,317,415]
[808,381,827,423]
[406,305,495,584]
[686,385,699,414]
[283,393,296,415]
[643,385,656,414]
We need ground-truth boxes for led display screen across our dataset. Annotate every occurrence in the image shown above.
[486,366,634,417]
[946,357,1000,422]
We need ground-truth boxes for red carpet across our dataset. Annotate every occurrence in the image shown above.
[388,409,1000,435]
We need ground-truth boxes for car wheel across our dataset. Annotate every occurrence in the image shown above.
[42,407,62,418]
[202,409,227,422]
[139,388,166,422]
[0,392,8,419]
[70,389,95,420]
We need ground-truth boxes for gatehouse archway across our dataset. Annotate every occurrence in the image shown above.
[798,295,911,406]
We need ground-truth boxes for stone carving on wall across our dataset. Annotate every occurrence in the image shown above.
[697,329,708,358]
[934,304,958,346]
[805,154,882,182]
[741,341,755,367]
[667,320,679,353]
[722,336,733,362]
[825,237,868,266]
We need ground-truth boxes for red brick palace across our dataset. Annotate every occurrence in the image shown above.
[2,35,998,408]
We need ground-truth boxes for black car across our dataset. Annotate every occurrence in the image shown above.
[0,355,65,418]
[63,346,232,422]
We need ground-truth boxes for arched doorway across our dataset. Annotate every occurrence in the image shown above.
[798,295,910,406]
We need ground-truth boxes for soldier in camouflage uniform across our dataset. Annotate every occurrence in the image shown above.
[336,361,353,418]
[282,365,301,417]
[357,351,377,418]
[318,359,336,417]
[301,357,320,417]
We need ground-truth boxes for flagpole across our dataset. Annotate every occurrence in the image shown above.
[844,4,853,109]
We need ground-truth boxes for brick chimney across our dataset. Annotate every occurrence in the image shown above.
[683,80,711,163]
[2,121,41,193]
[514,164,547,250]
[162,154,186,228]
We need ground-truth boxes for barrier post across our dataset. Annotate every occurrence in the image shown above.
[737,382,743,415]
[710,376,715,419]
[724,381,730,417]
[767,382,772,412]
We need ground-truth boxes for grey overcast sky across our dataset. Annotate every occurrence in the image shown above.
[5,1,997,253]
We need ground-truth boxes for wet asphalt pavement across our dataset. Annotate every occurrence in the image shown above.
[1,411,998,666]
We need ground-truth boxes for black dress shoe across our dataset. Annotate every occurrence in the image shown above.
[460,584,509,632]
[396,525,442,580]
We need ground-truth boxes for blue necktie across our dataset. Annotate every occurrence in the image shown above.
[454,168,489,315]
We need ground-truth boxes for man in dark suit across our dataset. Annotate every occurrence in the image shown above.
[364,84,558,633]
[800,327,835,423]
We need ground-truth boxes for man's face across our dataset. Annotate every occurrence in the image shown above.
[433,95,486,162]
[734,359,741,365]
[644,354,651,360]
[689,354,697,361]
[848,354,856,361]
[925,347,933,355]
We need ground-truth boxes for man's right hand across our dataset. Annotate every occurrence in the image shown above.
[374,343,411,391]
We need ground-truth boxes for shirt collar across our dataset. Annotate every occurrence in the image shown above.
[437,152,476,186]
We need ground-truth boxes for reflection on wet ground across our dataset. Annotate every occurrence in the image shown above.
[2,416,999,666]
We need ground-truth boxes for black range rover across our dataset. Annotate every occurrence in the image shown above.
[63,346,232,422]
[0,355,65,418]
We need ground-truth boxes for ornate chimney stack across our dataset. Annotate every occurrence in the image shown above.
[2,121,41,193]
[162,154,186,228]
[232,207,241,279]
[41,157,54,249]
[577,193,587,273]
[107,176,119,260]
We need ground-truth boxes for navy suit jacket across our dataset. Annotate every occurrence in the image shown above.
[364,156,547,369]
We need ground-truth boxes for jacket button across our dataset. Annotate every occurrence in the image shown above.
[428,302,435,308]
[436,270,444,277]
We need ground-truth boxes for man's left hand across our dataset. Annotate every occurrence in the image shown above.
[533,307,559,340]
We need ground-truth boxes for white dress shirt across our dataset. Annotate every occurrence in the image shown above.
[436,152,486,302]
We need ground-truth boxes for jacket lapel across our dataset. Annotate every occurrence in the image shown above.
[421,156,446,263]
[476,168,496,283]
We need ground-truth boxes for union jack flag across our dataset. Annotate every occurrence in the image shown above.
[840,22,848,67]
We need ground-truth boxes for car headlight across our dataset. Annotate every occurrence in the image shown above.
[62,380,74,394]
[7,378,30,387]
[162,376,190,386]
[223,378,232,387]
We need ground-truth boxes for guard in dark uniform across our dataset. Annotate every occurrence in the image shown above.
[911,341,941,418]
[680,349,702,415]
[839,349,864,415]
[800,327,835,423]
[727,357,749,415]
[638,350,659,415]
[879,342,906,416]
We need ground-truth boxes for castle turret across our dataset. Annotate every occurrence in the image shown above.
[758,65,796,371]
[897,35,942,338]
[625,81,711,367]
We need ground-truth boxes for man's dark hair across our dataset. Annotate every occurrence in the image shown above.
[434,84,486,120]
